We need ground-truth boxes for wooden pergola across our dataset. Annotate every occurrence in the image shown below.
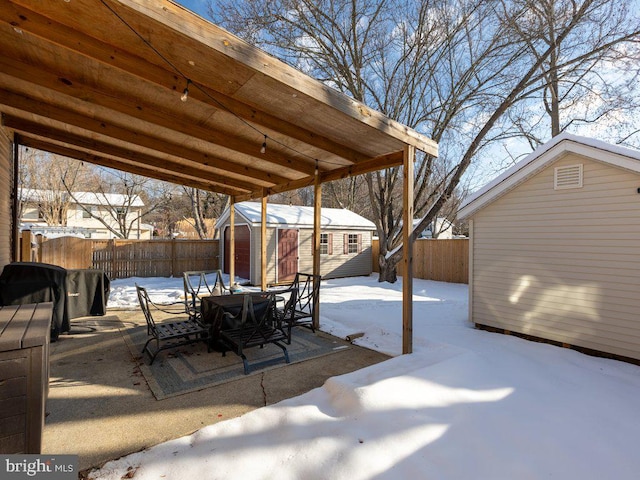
[0,0,437,353]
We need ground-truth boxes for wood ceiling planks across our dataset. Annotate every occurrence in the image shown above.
[1,0,437,199]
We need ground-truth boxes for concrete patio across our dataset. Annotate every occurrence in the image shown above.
[43,309,389,473]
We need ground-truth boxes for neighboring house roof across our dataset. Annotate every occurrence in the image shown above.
[216,202,376,231]
[413,217,453,238]
[72,192,145,207]
[20,189,144,207]
[458,133,640,219]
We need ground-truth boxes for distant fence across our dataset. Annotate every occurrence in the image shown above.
[21,231,219,279]
[21,231,466,283]
[372,238,468,284]
[92,239,219,279]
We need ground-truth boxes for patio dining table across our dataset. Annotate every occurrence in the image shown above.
[200,293,274,351]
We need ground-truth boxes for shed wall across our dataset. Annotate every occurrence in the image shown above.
[250,227,373,285]
[0,126,14,267]
[470,153,640,360]
[250,225,276,286]
[217,216,373,285]
[297,228,373,280]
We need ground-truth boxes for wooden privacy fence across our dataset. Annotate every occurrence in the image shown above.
[92,239,219,279]
[21,232,465,283]
[21,231,219,279]
[372,238,469,284]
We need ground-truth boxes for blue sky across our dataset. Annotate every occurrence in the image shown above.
[176,0,208,17]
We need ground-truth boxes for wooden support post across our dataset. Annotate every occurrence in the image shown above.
[261,194,267,291]
[312,176,322,330]
[12,139,20,262]
[229,199,235,285]
[402,145,415,354]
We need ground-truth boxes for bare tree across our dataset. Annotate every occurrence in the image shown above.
[180,187,228,239]
[210,0,640,282]
[19,147,90,226]
[325,177,370,216]
[506,0,640,141]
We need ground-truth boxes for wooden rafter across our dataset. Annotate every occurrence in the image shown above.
[0,0,437,200]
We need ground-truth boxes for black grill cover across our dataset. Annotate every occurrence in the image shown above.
[0,262,110,340]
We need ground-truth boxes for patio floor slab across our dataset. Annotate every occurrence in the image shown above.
[42,309,390,472]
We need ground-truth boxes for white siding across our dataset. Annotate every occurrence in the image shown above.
[254,227,373,285]
[471,153,640,360]
[250,225,276,286]
[297,229,373,279]
[220,217,373,285]
[0,126,13,267]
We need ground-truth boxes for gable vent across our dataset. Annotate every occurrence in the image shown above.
[554,164,583,190]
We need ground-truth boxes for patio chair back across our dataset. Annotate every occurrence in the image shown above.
[295,273,320,319]
[183,270,229,320]
[219,293,289,374]
[275,272,321,343]
[136,284,207,364]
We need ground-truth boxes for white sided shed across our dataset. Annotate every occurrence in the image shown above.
[458,134,640,362]
[216,202,376,286]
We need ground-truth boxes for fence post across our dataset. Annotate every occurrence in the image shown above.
[35,234,44,262]
[20,230,32,262]
[171,238,176,277]
[110,239,116,280]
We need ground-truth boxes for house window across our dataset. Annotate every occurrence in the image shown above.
[116,207,126,222]
[82,207,91,218]
[315,233,333,255]
[343,233,361,254]
[347,234,359,253]
[320,233,328,255]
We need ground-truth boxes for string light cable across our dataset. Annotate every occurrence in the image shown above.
[98,0,354,172]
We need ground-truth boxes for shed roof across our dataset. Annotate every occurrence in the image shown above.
[458,134,640,219]
[217,202,376,230]
[1,0,437,200]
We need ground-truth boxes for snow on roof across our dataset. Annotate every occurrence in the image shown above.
[458,133,640,219]
[20,189,144,207]
[216,202,376,230]
[72,192,145,207]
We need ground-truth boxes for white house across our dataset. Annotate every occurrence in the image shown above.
[20,190,152,239]
[414,217,454,239]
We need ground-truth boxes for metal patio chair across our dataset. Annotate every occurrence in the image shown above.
[183,270,230,321]
[136,284,207,365]
[276,272,321,344]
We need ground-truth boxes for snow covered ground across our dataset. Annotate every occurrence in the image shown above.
[91,274,640,479]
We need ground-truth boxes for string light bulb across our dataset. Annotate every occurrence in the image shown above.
[315,160,319,176]
[180,79,191,102]
[260,135,267,154]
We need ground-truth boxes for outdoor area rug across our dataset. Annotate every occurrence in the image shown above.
[121,326,349,400]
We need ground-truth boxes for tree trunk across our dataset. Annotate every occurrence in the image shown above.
[378,254,398,283]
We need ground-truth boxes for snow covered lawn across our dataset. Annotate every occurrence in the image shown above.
[91,275,640,479]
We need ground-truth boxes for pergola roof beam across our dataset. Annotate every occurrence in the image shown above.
[18,136,237,194]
